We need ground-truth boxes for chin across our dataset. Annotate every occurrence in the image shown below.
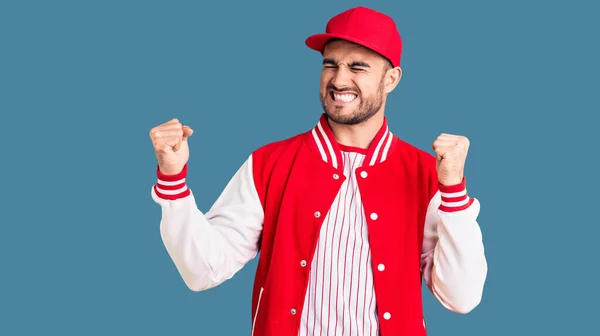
[325,109,363,125]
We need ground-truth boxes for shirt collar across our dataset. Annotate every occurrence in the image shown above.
[308,113,395,171]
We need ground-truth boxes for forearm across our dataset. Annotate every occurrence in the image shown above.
[152,157,264,291]
[422,180,488,313]
[154,190,236,291]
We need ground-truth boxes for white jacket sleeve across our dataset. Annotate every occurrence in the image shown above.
[420,179,488,314]
[151,154,264,291]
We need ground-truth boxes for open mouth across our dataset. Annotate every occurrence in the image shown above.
[330,91,358,103]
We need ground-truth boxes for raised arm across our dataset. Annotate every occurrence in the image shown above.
[149,119,264,291]
[420,133,488,313]
[420,180,487,313]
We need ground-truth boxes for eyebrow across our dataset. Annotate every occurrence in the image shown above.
[349,61,370,68]
[322,58,371,68]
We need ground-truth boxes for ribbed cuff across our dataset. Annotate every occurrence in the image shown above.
[153,164,191,200]
[438,177,474,212]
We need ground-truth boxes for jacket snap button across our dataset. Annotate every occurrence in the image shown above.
[300,260,307,267]
[360,171,368,178]
[378,264,385,271]
[333,173,339,179]
[314,211,321,218]
[370,213,378,220]
[384,312,391,320]
[291,308,297,315]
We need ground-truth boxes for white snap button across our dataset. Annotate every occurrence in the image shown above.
[333,173,339,179]
[378,264,385,271]
[370,213,378,220]
[360,171,368,178]
[300,260,307,267]
[314,211,321,218]
[291,308,297,315]
[384,312,391,320]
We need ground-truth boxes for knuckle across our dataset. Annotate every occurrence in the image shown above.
[150,127,160,137]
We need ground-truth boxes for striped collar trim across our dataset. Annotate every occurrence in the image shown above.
[309,114,395,170]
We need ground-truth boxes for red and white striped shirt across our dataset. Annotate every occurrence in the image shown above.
[299,148,379,336]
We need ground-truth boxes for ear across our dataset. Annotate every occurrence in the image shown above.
[384,67,402,94]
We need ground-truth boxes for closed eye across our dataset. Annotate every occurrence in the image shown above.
[322,59,371,72]
[350,61,370,72]
[323,58,337,69]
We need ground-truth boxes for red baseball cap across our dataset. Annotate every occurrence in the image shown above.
[305,6,402,68]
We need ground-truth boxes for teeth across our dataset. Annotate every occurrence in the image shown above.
[333,93,357,102]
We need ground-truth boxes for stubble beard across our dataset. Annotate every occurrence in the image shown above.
[320,79,385,126]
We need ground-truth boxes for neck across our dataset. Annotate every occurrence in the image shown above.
[327,111,385,149]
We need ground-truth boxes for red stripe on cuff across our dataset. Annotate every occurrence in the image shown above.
[439,197,474,212]
[154,185,191,200]
[156,181,186,190]
[441,194,468,203]
[438,177,474,212]
[438,177,466,193]
[154,164,190,200]
[157,164,187,181]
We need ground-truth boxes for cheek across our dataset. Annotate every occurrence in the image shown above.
[320,75,330,95]
[357,80,378,96]
[320,73,329,85]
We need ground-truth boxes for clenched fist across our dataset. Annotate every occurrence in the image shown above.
[432,133,470,186]
[149,118,194,175]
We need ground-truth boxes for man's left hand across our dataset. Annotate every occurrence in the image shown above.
[432,133,470,186]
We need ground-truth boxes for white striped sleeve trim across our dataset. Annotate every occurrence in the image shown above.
[438,178,474,212]
[157,178,186,186]
[153,165,191,200]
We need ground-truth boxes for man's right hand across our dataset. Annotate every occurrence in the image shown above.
[149,118,194,175]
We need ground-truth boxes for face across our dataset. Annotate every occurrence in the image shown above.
[319,39,400,125]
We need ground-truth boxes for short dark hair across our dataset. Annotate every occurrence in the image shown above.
[324,38,394,70]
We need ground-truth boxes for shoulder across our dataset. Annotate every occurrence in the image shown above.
[247,130,309,204]
[248,129,312,180]
[389,134,439,196]
[391,135,437,168]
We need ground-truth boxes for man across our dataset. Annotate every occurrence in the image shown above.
[149,6,487,336]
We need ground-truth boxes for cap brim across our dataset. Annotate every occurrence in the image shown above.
[305,33,357,53]
[305,33,389,63]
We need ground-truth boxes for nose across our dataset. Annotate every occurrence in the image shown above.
[331,65,353,89]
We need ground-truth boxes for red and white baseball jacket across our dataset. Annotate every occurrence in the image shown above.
[151,114,488,336]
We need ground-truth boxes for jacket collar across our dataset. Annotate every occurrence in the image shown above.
[308,113,395,171]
